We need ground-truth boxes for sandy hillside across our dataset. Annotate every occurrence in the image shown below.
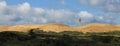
[77,24,120,32]
[0,23,120,33]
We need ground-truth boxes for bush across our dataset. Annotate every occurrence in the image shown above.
[0,30,120,46]
[91,35,114,43]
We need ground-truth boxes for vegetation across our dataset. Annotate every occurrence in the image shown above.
[0,29,120,46]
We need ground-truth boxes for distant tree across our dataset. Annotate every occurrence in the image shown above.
[28,29,36,39]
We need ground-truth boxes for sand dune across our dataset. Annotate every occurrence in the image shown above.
[0,23,120,33]
[77,24,120,32]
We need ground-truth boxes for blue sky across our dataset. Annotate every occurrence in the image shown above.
[0,0,120,26]
[6,0,100,12]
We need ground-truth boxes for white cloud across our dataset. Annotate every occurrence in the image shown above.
[17,2,31,14]
[0,1,119,26]
[78,11,94,23]
[79,0,120,12]
[89,0,100,5]
[78,0,120,25]
[79,0,103,6]
[0,1,77,26]
[59,0,66,5]
[33,8,45,14]
[0,1,6,7]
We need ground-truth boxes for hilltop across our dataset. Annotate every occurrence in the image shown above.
[77,24,120,32]
[0,23,120,33]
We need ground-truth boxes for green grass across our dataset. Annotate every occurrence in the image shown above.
[0,29,120,46]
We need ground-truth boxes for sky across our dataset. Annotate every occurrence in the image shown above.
[0,0,120,26]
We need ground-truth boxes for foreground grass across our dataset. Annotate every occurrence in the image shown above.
[0,29,120,46]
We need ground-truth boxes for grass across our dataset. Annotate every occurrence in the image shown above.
[0,29,119,46]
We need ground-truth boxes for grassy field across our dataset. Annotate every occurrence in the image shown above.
[0,29,120,46]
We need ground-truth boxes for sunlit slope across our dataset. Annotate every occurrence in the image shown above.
[77,24,120,32]
[0,23,120,33]
[0,23,77,32]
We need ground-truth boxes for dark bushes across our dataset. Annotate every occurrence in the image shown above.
[0,29,119,46]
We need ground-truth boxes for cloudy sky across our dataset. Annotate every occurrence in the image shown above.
[0,0,120,26]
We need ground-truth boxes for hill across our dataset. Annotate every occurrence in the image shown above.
[0,23,120,33]
[77,24,120,32]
